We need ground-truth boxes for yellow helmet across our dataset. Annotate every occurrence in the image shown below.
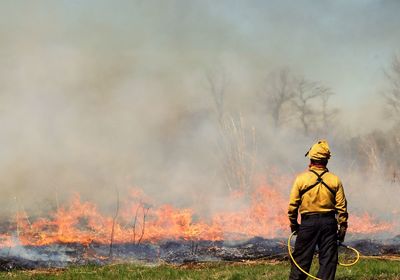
[305,140,331,160]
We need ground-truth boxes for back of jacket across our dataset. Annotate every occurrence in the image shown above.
[288,166,348,226]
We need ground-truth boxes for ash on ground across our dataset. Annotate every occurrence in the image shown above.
[1,236,400,271]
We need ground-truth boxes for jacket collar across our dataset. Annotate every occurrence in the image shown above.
[308,164,329,172]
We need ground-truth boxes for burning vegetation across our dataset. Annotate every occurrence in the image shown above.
[0,184,394,249]
[1,2,400,273]
[0,184,398,271]
[0,59,399,270]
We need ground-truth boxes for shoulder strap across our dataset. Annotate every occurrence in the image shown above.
[300,170,336,196]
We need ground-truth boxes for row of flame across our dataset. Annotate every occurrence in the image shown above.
[0,186,394,248]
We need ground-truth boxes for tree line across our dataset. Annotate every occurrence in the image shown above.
[207,56,400,193]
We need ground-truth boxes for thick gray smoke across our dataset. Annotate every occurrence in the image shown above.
[0,1,399,235]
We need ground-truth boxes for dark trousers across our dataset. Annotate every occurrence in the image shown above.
[289,214,338,280]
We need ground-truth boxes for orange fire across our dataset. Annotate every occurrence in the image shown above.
[348,213,394,234]
[0,184,395,248]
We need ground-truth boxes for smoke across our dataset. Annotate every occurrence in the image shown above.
[0,1,399,236]
[0,235,71,263]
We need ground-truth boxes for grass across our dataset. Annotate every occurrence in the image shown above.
[0,257,399,279]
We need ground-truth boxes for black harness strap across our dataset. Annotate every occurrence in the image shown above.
[299,170,336,197]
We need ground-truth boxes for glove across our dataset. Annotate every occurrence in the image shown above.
[290,223,299,235]
[338,225,347,243]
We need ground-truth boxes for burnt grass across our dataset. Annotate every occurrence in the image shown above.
[0,236,400,278]
[0,237,288,271]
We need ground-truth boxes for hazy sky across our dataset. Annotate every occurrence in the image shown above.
[0,0,399,213]
[1,0,399,107]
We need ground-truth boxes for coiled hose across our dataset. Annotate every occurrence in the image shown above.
[288,232,360,280]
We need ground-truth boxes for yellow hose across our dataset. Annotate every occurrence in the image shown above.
[287,232,360,280]
[288,232,321,280]
[337,243,360,267]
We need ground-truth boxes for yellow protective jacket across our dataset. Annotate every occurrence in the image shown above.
[288,165,348,227]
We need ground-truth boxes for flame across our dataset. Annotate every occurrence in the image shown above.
[349,213,394,234]
[0,184,395,248]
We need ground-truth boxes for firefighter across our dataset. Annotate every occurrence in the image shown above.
[288,140,348,280]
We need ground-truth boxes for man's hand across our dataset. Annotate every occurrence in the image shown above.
[290,224,299,235]
[338,225,347,243]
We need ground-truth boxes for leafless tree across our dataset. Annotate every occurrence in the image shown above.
[130,201,151,245]
[137,204,150,245]
[262,68,295,128]
[379,55,400,180]
[360,134,383,175]
[293,78,321,136]
[206,69,229,124]
[292,78,337,136]
[318,86,339,134]
[131,202,141,244]
[219,114,257,193]
[206,71,256,194]
[383,55,400,121]
[109,188,119,259]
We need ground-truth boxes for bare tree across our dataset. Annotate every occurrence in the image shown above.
[206,69,229,124]
[109,188,119,259]
[262,69,338,134]
[130,201,151,245]
[292,78,337,136]
[131,202,141,244]
[379,55,400,180]
[206,71,256,194]
[293,78,321,136]
[318,86,339,134]
[219,114,257,193]
[360,134,383,174]
[383,55,400,121]
[263,68,295,128]
[137,204,150,245]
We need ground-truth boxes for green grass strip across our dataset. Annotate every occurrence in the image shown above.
[0,258,399,280]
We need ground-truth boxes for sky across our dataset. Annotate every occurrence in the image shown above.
[0,0,399,215]
[2,0,399,105]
